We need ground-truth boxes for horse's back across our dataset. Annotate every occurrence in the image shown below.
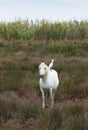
[48,69,59,88]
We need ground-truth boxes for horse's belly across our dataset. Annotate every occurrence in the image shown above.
[40,80,58,89]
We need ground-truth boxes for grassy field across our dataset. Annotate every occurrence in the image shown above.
[0,39,88,130]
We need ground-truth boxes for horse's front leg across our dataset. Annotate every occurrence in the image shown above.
[50,88,54,108]
[40,87,45,109]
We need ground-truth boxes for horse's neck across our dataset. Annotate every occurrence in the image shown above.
[43,68,49,81]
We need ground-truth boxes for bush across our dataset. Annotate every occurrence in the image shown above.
[0,19,88,41]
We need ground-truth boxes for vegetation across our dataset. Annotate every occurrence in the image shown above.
[0,19,88,40]
[0,19,88,130]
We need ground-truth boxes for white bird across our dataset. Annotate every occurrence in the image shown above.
[49,59,55,69]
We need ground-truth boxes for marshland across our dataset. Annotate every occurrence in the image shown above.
[0,19,88,130]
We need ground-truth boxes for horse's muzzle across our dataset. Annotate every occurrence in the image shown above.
[40,75,44,79]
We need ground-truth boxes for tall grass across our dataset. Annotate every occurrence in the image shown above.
[0,19,88,40]
[0,94,88,130]
[0,29,88,130]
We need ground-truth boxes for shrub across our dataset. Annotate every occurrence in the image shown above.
[0,19,88,40]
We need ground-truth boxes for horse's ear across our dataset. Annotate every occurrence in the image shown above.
[44,62,46,64]
[39,61,42,64]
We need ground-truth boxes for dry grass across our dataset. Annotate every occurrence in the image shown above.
[0,40,88,130]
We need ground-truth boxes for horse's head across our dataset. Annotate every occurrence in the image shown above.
[38,62,48,79]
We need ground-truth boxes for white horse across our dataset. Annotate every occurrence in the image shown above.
[38,59,59,109]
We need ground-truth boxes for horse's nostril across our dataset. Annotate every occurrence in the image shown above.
[40,75,44,79]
